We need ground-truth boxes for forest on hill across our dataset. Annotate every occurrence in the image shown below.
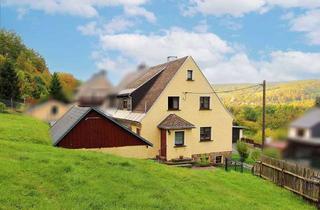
[214,80,320,142]
[214,80,320,107]
[0,30,79,103]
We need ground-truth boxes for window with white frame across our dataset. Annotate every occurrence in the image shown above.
[175,131,185,146]
[200,127,211,141]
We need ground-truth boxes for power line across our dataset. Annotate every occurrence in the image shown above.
[214,84,261,94]
[183,84,261,96]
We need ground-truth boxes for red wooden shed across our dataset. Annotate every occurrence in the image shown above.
[51,106,152,149]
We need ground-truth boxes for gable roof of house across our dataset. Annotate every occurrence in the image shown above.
[51,106,153,146]
[26,99,67,113]
[117,56,188,113]
[75,70,113,100]
[158,114,195,130]
[290,107,320,128]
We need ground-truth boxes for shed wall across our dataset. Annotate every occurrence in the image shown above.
[58,110,147,148]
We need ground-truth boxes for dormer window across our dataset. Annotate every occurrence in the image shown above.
[187,70,193,81]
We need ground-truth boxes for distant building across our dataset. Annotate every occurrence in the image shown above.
[26,100,71,123]
[75,70,113,107]
[284,99,320,168]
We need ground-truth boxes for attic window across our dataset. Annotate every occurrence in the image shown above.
[168,97,179,110]
[200,97,210,110]
[187,70,193,81]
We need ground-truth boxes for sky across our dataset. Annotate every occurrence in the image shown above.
[1,0,320,85]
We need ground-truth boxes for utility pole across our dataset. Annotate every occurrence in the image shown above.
[262,80,266,150]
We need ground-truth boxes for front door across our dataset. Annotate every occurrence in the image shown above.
[160,129,167,159]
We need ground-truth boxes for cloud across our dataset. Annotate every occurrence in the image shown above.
[184,0,320,17]
[99,28,233,65]
[193,20,209,33]
[93,28,320,84]
[78,17,136,37]
[266,0,320,9]
[289,9,320,45]
[77,21,99,36]
[124,6,156,23]
[207,50,320,83]
[4,0,155,20]
[184,0,266,17]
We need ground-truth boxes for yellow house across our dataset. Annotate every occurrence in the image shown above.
[103,56,233,163]
[26,100,71,123]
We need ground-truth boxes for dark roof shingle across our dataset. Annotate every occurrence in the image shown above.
[122,57,188,112]
[158,114,195,130]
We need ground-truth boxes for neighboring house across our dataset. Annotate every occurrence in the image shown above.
[232,124,246,143]
[104,56,233,163]
[75,70,113,107]
[26,100,70,123]
[284,103,320,168]
[51,106,153,158]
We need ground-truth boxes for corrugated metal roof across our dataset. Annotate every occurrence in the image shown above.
[104,108,146,122]
[290,108,320,128]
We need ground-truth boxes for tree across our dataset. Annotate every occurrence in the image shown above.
[49,72,66,102]
[0,60,20,100]
[236,141,249,163]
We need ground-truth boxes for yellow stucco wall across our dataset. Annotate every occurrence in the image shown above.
[26,100,71,122]
[139,56,233,160]
[85,145,150,159]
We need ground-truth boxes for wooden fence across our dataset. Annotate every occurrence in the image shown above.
[253,156,320,203]
[241,137,262,148]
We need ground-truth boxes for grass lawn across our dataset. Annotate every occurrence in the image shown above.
[0,113,315,210]
[0,113,51,145]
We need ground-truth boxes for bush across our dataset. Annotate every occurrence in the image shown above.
[0,102,6,113]
[250,149,261,162]
[196,154,210,167]
[236,141,249,162]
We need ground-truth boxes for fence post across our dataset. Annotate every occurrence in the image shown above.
[317,181,320,208]
[225,158,228,171]
[281,167,285,187]
[259,161,262,177]
[241,162,243,173]
[251,164,254,175]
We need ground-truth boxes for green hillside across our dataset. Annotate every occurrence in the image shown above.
[214,80,320,107]
[0,113,315,209]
